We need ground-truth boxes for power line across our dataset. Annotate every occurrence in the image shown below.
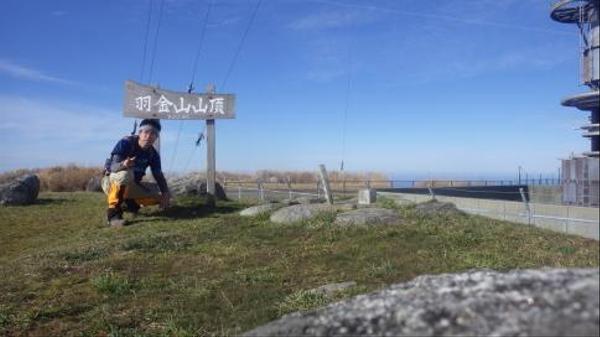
[183,126,206,173]
[220,0,262,91]
[148,0,166,84]
[340,44,353,172]
[189,0,214,89]
[167,120,184,173]
[139,0,154,82]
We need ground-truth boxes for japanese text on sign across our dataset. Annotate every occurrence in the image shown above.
[123,80,235,120]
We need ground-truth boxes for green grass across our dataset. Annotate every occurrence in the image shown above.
[0,192,598,336]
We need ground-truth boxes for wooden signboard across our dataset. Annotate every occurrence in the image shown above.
[123,80,235,120]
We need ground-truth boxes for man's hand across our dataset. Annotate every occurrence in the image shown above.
[160,192,171,210]
[123,156,136,169]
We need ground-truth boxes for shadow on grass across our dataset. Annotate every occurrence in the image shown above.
[125,202,240,226]
[4,198,71,206]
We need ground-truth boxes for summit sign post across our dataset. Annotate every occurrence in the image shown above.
[123,80,236,207]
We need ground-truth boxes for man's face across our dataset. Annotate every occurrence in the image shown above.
[138,129,158,149]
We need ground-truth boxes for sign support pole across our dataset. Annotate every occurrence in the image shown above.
[205,83,217,208]
[206,119,216,207]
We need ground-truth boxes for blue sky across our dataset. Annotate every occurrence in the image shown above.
[0,0,590,179]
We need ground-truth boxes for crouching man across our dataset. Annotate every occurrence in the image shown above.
[102,119,171,227]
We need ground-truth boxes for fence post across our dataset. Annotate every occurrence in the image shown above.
[428,187,436,200]
[238,183,242,201]
[316,181,321,199]
[256,179,264,202]
[519,187,531,225]
[288,183,292,200]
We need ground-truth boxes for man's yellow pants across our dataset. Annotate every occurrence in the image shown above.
[101,170,161,209]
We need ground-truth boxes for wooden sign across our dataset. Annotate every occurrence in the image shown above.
[123,80,235,120]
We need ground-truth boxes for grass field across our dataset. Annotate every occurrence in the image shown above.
[0,192,598,337]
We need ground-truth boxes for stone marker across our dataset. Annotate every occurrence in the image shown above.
[333,208,400,227]
[358,189,376,205]
[240,203,285,217]
[243,268,600,337]
[0,174,40,206]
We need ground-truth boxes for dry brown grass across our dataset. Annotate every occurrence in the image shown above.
[0,165,103,192]
[37,165,103,192]
[2,166,389,192]
[218,170,388,184]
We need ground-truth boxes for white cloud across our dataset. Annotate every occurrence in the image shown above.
[288,10,376,31]
[446,48,571,79]
[0,95,127,171]
[0,95,203,172]
[307,0,573,36]
[0,59,76,85]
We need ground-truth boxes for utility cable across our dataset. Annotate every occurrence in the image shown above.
[176,0,214,173]
[183,126,206,172]
[189,0,214,89]
[340,44,353,173]
[167,120,185,173]
[132,0,155,135]
[140,0,154,82]
[220,0,262,91]
[148,0,166,84]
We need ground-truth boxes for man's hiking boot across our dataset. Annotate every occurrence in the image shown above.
[124,199,141,218]
[106,208,126,228]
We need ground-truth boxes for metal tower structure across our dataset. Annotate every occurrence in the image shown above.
[551,0,599,157]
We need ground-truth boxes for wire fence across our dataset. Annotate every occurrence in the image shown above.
[222,179,599,208]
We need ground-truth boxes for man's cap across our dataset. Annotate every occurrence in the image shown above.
[139,119,161,133]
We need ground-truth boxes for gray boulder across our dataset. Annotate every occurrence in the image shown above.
[0,174,40,205]
[270,204,333,224]
[86,176,103,192]
[415,200,463,216]
[244,268,600,337]
[240,203,285,217]
[168,174,227,200]
[334,208,400,228]
[270,203,357,224]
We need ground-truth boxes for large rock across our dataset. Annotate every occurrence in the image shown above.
[333,208,401,227]
[244,268,600,337]
[86,176,103,192]
[0,174,40,205]
[168,174,227,200]
[269,203,355,224]
[270,204,333,224]
[415,200,463,216]
[240,203,285,217]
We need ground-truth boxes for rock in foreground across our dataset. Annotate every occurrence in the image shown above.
[270,203,356,224]
[334,208,400,227]
[270,204,334,224]
[244,268,600,337]
[0,174,40,205]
